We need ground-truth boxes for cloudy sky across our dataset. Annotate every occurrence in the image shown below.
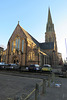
[0,0,67,61]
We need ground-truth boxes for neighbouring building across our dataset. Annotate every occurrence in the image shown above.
[0,47,4,62]
[0,47,7,62]
[2,8,62,67]
[58,53,63,65]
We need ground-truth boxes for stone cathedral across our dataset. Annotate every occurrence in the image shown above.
[1,8,61,67]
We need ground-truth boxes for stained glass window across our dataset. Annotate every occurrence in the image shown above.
[18,39,20,50]
[22,40,24,52]
[15,39,17,49]
[12,41,13,51]
[28,52,35,60]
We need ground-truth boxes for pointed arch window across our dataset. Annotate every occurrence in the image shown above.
[11,36,20,53]
[12,41,13,51]
[49,37,51,42]
[28,51,35,61]
[18,39,20,50]
[15,37,20,50]
[22,40,24,52]
[15,39,17,49]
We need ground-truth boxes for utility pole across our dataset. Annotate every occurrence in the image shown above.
[65,38,67,62]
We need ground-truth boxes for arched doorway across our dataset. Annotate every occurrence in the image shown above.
[0,56,1,62]
[12,56,19,64]
[14,60,16,63]
[17,60,19,63]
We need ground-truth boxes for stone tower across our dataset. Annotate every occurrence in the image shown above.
[45,8,59,66]
[45,8,57,52]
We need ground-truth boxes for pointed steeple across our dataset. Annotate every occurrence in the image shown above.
[46,8,54,32]
[48,8,52,24]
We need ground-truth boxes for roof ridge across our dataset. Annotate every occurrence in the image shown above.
[19,25,39,46]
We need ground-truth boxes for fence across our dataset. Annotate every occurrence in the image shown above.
[7,73,55,100]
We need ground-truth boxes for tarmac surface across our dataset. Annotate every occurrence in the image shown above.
[0,73,42,100]
[0,69,67,100]
[39,77,67,100]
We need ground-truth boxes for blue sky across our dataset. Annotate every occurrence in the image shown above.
[0,0,67,60]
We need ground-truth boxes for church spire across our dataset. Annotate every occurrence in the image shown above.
[48,8,52,24]
[46,8,54,32]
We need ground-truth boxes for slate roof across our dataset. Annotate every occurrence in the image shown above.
[10,24,54,51]
[0,47,4,49]
[20,25,54,50]
[20,25,40,47]
[39,42,54,50]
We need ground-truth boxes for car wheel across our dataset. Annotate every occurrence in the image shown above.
[29,69,30,71]
[50,70,52,74]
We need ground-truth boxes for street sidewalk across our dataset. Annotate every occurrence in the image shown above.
[39,77,67,100]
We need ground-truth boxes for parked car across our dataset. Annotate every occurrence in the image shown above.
[0,62,8,69]
[61,64,67,76]
[5,63,21,70]
[26,66,29,71]
[62,64,67,72]
[41,64,52,72]
[28,64,41,72]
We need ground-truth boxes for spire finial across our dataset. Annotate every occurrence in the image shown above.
[18,21,20,25]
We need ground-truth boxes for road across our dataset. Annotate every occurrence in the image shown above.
[0,70,50,79]
[0,70,66,100]
[39,77,67,100]
[0,71,43,100]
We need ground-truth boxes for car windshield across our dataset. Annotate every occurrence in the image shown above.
[11,64,17,66]
[29,65,35,67]
[43,65,51,68]
[29,64,39,67]
[35,65,40,67]
[8,64,17,66]
[0,62,5,65]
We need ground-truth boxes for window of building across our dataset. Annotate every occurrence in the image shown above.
[32,53,35,60]
[13,48,15,53]
[12,37,20,52]
[22,40,24,52]
[49,37,51,42]
[18,39,20,50]
[28,51,35,61]
[15,39,17,49]
[28,53,30,60]
[1,51,2,55]
[12,41,13,51]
